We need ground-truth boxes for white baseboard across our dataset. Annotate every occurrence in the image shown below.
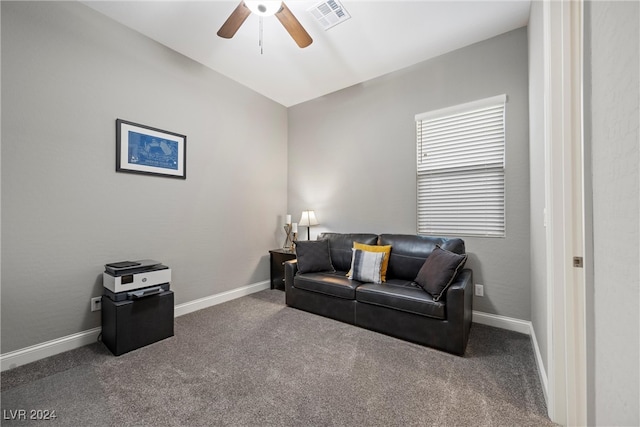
[0,280,271,372]
[473,310,549,405]
[174,280,270,317]
[0,327,102,372]
[529,322,549,405]
[472,310,531,335]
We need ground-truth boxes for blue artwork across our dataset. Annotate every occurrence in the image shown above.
[128,131,179,170]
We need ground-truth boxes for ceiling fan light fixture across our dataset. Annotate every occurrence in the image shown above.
[245,1,282,17]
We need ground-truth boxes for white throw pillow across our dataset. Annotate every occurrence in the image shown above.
[349,248,384,284]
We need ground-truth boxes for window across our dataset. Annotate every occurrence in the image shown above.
[415,95,506,237]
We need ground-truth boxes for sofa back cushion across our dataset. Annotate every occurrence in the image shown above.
[379,234,466,281]
[318,233,378,272]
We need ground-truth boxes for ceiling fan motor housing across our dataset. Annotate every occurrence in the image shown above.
[245,1,283,17]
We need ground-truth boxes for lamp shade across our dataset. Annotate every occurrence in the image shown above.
[298,210,319,227]
[245,1,282,17]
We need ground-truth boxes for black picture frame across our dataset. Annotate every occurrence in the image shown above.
[116,119,186,179]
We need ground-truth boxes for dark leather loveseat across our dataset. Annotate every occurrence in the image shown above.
[284,233,473,355]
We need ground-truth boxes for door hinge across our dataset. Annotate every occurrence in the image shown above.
[573,256,584,268]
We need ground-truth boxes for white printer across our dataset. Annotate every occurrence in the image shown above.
[103,259,171,301]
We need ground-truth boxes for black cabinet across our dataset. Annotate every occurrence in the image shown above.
[269,249,296,290]
[102,291,174,356]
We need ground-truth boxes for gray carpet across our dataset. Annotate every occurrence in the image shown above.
[1,290,554,426]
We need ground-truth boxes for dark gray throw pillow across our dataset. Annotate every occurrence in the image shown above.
[295,239,335,274]
[414,245,467,301]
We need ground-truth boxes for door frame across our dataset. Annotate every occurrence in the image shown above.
[543,0,588,425]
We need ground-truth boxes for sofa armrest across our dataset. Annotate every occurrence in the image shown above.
[284,259,298,290]
[446,268,473,317]
[284,259,298,307]
[445,268,473,353]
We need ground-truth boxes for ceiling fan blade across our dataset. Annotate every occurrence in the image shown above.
[275,2,313,48]
[217,1,251,39]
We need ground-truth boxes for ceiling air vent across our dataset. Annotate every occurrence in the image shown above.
[308,0,351,31]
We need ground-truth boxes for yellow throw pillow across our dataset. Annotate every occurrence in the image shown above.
[348,243,392,282]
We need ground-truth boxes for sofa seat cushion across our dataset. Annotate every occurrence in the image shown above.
[356,282,445,320]
[294,271,360,299]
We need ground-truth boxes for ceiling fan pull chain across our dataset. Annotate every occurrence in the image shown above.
[259,16,264,55]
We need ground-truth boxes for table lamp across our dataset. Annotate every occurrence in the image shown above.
[298,210,319,240]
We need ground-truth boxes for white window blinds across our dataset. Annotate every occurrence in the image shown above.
[415,94,506,237]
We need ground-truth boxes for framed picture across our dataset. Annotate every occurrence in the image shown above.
[116,119,186,179]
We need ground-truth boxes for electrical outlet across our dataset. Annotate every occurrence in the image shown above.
[474,284,484,297]
[91,297,102,312]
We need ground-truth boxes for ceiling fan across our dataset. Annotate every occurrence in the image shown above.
[217,1,313,48]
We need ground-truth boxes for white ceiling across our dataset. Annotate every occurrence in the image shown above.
[83,1,531,107]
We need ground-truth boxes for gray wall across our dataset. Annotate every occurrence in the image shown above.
[587,1,640,425]
[527,0,548,374]
[288,28,531,320]
[1,2,288,353]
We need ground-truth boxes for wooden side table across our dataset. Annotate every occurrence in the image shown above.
[269,249,296,290]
